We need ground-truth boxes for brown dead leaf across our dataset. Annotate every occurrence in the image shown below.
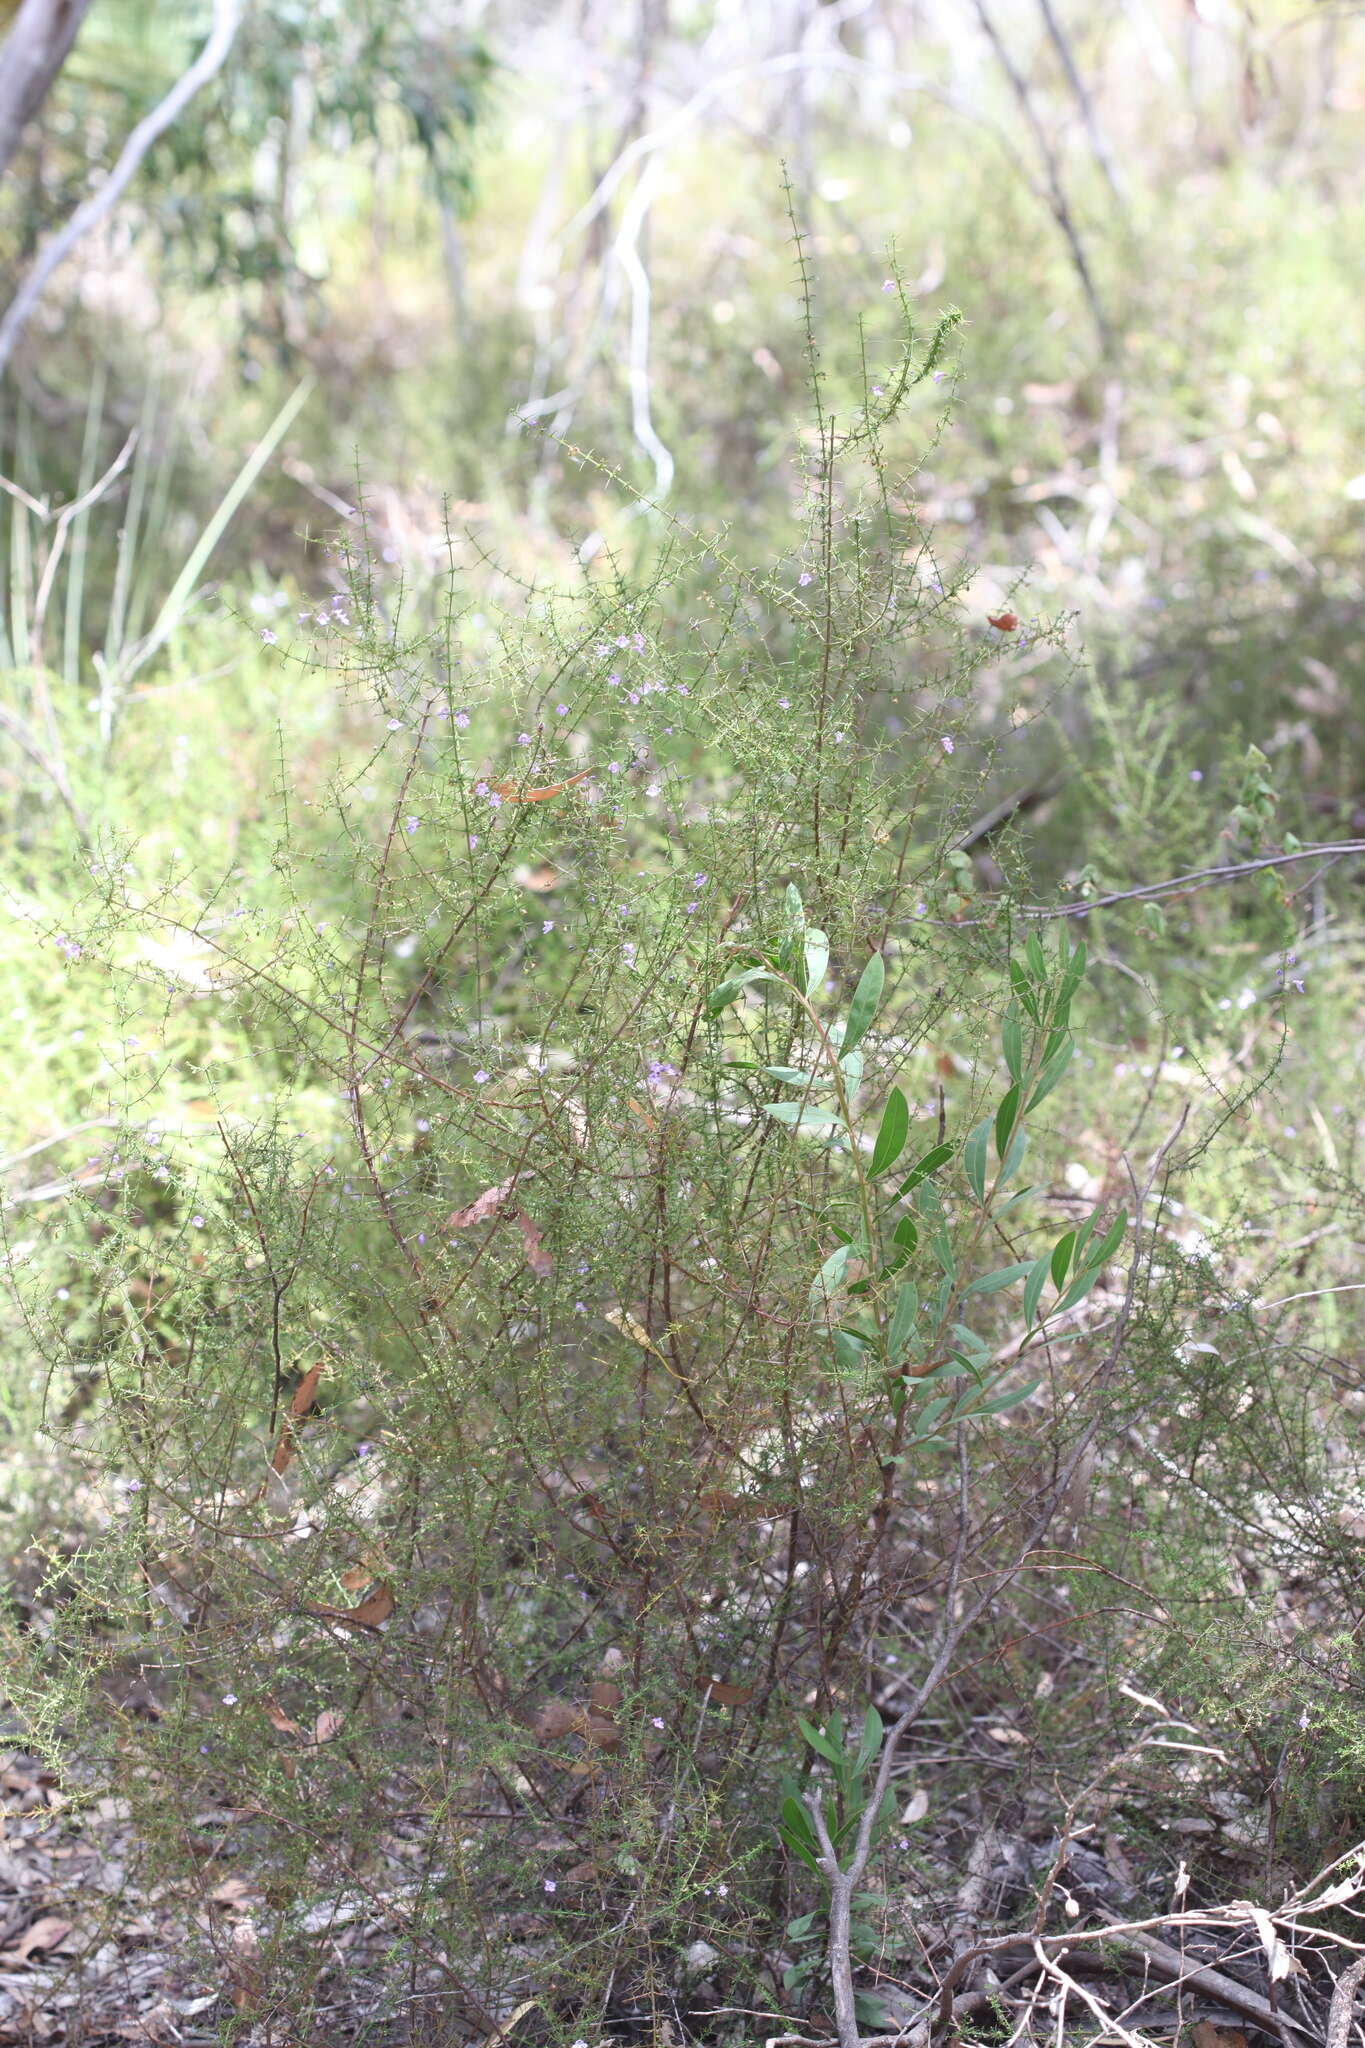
[533,1699,585,1740]
[698,1678,753,1708]
[340,1561,377,1591]
[311,1582,395,1628]
[262,1697,302,1737]
[445,1178,516,1231]
[0,1916,72,1964]
[269,1360,325,1475]
[483,768,593,805]
[311,1709,345,1745]
[515,1210,553,1279]
[589,1680,622,1712]
[210,1877,259,1911]
[1191,2025,1247,2048]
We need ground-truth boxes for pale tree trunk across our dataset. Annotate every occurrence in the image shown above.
[0,0,91,183]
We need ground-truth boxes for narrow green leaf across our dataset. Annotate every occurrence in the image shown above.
[857,1705,884,1771]
[1025,1038,1073,1112]
[1023,1253,1050,1328]
[707,965,777,1015]
[887,1281,919,1362]
[915,1396,950,1436]
[838,1047,865,1093]
[797,1716,844,1765]
[871,1087,910,1175]
[1087,1211,1128,1272]
[891,1214,919,1254]
[804,927,830,996]
[998,1126,1028,1188]
[994,1083,1021,1160]
[1002,1005,1024,1084]
[765,1103,842,1127]
[963,1116,991,1203]
[841,953,885,1055]
[809,1244,852,1312]
[896,1141,954,1198]
[1049,1231,1076,1289]
[760,1065,819,1085]
[963,1260,1034,1297]
[1025,932,1048,981]
[975,1379,1040,1416]
[831,1328,868,1376]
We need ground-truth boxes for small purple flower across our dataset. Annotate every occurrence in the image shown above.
[191,1215,205,1229]
[940,735,954,754]
[932,370,946,384]
[542,919,555,934]
[651,1716,665,1730]
[454,711,470,729]
[882,279,895,293]
[404,816,420,835]
[473,1070,490,1085]
[260,628,277,645]
[607,761,621,776]
[676,683,689,696]
[55,936,82,961]
[222,1693,238,1707]
[468,834,479,849]
[356,1442,372,1458]
[543,1878,557,1894]
[1189,769,1203,782]
[631,631,645,651]
[798,571,813,586]
[685,902,699,915]
[474,781,489,797]
[556,703,569,716]
[386,719,402,731]
[777,697,790,710]
[487,791,503,809]
[517,732,532,745]
[872,384,884,397]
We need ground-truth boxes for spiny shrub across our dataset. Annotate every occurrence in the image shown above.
[6,271,1343,2043]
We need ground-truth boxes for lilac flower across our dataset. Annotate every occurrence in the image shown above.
[676,683,689,696]
[473,1070,490,1085]
[693,873,708,887]
[55,936,82,961]
[777,697,790,711]
[436,706,449,719]
[260,628,277,645]
[595,643,610,657]
[607,761,621,776]
[542,920,555,934]
[543,1878,557,1894]
[648,1061,677,1084]
[222,1693,238,1707]
[932,370,946,383]
[940,735,955,754]
[631,631,645,651]
[517,732,532,745]
[454,711,470,729]
[191,1215,205,1229]
[386,719,402,730]
[556,703,569,716]
[685,902,699,915]
[468,834,479,849]
[404,816,420,835]
[798,571,813,586]
[487,791,503,809]
[575,1301,586,1312]
[882,279,895,293]
[1189,769,1203,781]
[651,1717,665,1730]
[872,384,884,397]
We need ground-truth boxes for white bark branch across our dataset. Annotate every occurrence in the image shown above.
[0,0,243,379]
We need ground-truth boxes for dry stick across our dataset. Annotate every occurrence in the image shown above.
[810,1106,1188,2048]
[1034,0,1128,207]
[970,0,1113,354]
[0,0,243,377]
[1328,1956,1365,2048]
[0,0,91,181]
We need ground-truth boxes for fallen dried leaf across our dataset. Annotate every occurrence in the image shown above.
[262,1697,302,1737]
[311,1582,395,1628]
[0,1915,72,1964]
[311,1709,345,1745]
[698,1678,753,1708]
[484,769,593,804]
[269,1359,325,1475]
[516,1210,553,1279]
[1192,2025,1247,2048]
[445,1178,517,1231]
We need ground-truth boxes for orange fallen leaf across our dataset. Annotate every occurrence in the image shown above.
[987,610,1019,632]
[262,1697,303,1737]
[1191,2026,1247,2048]
[311,1709,345,1745]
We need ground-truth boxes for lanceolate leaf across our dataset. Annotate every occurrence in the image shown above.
[896,1141,954,1197]
[963,1116,991,1203]
[841,953,885,1055]
[871,1087,910,1175]
[804,927,830,996]
[765,1102,843,1127]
